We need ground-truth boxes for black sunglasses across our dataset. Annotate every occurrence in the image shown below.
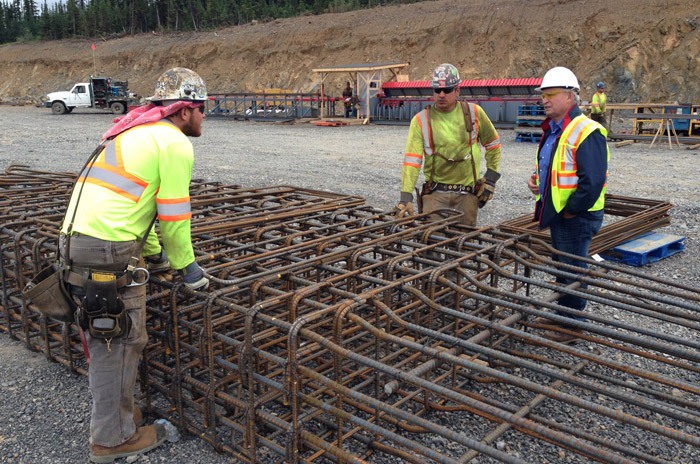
[434,87,456,95]
[195,105,205,114]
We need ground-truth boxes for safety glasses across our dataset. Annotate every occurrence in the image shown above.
[434,87,456,95]
[540,89,565,100]
[187,103,205,114]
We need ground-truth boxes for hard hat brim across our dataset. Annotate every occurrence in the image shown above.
[535,86,579,93]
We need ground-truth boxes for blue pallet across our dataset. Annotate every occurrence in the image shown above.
[515,133,541,143]
[515,119,542,127]
[601,232,685,266]
[517,105,545,117]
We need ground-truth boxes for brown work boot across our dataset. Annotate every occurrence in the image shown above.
[133,406,145,427]
[542,328,584,345]
[89,424,167,463]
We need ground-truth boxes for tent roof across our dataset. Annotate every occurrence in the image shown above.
[312,62,410,73]
[382,77,543,97]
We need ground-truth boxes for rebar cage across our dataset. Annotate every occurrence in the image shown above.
[1,166,698,464]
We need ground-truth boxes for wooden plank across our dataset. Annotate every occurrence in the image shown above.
[311,120,348,127]
[614,140,635,147]
[632,113,700,120]
[686,143,700,150]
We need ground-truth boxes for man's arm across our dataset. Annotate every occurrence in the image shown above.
[157,139,196,270]
[142,225,161,257]
[476,106,502,172]
[399,117,425,204]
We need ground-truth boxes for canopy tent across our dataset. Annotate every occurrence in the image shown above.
[312,61,410,121]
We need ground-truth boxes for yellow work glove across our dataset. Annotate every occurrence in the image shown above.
[475,169,501,208]
[395,202,414,219]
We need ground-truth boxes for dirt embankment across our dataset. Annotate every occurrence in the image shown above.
[0,0,698,104]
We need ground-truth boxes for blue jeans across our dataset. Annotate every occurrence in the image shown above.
[548,212,603,320]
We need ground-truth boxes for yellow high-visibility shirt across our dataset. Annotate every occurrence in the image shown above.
[401,103,501,194]
[591,92,607,115]
[61,120,195,270]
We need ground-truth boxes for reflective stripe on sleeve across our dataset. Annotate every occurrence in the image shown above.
[418,110,434,156]
[403,152,422,168]
[157,197,191,222]
[484,136,501,151]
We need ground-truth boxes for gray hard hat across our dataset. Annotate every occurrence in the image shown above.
[431,63,461,89]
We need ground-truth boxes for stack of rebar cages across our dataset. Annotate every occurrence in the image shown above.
[1,166,699,464]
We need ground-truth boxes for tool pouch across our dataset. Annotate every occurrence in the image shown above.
[82,278,130,340]
[420,181,437,197]
[22,263,77,323]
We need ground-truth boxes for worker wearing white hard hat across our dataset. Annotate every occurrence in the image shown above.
[526,66,610,344]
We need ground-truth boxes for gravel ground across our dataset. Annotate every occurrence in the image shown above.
[1,105,699,463]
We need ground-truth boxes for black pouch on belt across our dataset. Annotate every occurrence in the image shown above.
[420,181,437,197]
[84,278,130,340]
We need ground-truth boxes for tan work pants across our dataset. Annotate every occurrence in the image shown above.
[422,191,479,226]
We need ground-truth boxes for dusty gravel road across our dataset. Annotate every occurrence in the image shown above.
[1,105,699,463]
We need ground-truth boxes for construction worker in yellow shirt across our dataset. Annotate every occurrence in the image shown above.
[590,81,607,128]
[58,67,210,463]
[395,63,502,226]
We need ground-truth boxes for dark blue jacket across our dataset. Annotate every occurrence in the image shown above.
[534,105,608,229]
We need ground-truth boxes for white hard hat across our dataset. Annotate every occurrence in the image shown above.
[536,66,580,93]
[149,67,208,102]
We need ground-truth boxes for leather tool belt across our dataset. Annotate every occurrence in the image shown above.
[433,183,475,193]
[64,267,132,289]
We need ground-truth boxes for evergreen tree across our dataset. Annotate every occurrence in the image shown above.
[0,0,415,44]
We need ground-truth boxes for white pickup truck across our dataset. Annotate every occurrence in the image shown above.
[44,77,131,115]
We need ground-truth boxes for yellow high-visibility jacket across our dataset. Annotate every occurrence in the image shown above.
[591,92,607,115]
[535,114,609,213]
[61,121,195,270]
[401,102,501,194]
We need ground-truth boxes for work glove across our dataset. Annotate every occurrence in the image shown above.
[476,169,501,208]
[144,250,170,273]
[178,262,210,291]
[395,201,414,219]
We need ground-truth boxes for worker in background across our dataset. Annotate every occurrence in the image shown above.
[527,66,609,344]
[59,67,211,463]
[590,81,607,128]
[395,63,502,226]
[342,81,353,118]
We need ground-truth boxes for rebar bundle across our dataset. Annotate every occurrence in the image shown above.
[1,166,698,464]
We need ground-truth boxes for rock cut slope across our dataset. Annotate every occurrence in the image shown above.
[0,0,698,104]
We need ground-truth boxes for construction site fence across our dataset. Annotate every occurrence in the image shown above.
[1,166,698,464]
[203,92,545,125]
[372,97,544,125]
[206,92,349,120]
